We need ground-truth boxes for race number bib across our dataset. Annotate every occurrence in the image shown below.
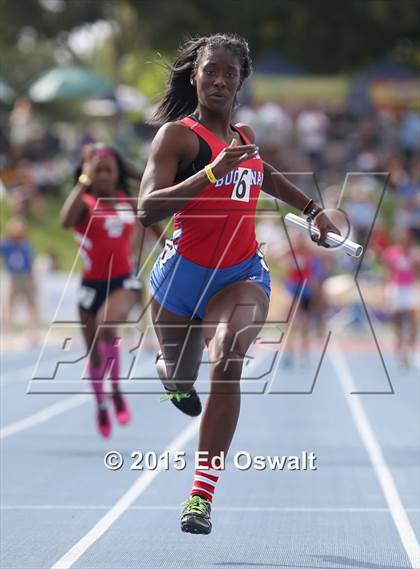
[231,168,252,203]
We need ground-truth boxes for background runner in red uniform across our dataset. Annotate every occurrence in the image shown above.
[61,144,144,438]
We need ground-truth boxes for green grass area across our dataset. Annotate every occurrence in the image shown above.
[1,196,82,272]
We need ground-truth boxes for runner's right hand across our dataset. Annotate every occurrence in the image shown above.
[209,139,259,180]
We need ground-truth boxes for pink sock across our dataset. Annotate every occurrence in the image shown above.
[100,339,121,390]
[87,359,106,405]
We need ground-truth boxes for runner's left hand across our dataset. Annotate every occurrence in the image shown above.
[312,211,341,246]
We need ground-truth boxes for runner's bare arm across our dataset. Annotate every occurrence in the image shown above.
[235,123,311,212]
[262,161,312,212]
[138,122,257,227]
[138,122,209,227]
[60,183,88,228]
[238,122,340,241]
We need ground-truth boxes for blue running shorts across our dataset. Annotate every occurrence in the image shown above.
[150,241,271,319]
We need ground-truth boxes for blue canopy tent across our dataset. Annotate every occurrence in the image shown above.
[254,51,305,76]
[348,59,417,116]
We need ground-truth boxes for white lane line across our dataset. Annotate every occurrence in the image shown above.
[0,395,88,440]
[3,505,420,512]
[50,417,200,569]
[330,344,420,569]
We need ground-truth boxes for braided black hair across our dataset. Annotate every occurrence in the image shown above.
[150,33,252,125]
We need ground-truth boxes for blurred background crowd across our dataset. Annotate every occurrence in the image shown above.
[0,0,419,366]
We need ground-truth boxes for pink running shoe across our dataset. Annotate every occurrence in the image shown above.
[112,390,131,425]
[96,407,112,438]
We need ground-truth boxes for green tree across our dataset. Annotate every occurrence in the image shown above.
[1,0,418,87]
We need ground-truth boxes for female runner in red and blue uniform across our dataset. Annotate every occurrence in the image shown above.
[61,144,144,438]
[138,34,340,534]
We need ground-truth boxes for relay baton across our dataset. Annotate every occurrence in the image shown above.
[284,213,363,258]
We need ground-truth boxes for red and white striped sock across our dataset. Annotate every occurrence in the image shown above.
[190,462,220,503]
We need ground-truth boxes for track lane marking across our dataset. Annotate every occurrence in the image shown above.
[50,417,200,569]
[330,344,420,569]
[0,395,88,439]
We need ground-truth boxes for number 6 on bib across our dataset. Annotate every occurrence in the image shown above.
[231,168,251,202]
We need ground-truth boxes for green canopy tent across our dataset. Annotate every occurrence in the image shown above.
[27,66,114,102]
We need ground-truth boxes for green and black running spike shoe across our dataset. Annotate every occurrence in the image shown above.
[156,351,202,416]
[160,388,202,417]
[181,495,212,534]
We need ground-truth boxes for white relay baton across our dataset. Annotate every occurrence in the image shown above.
[284,213,363,258]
